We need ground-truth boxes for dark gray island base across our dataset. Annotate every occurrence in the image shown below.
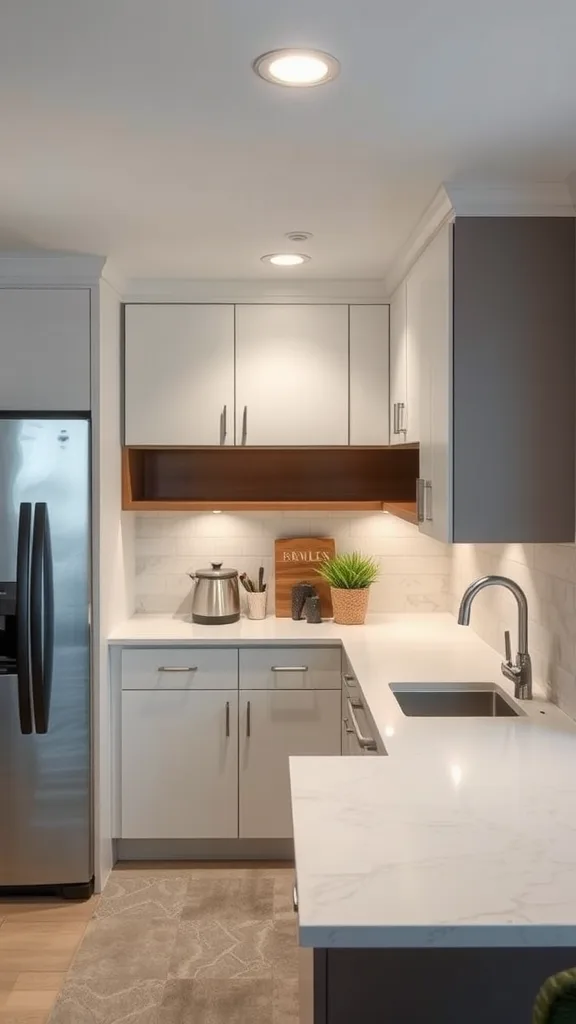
[310,946,576,1024]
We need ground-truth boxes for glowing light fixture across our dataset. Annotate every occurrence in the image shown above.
[253,49,340,87]
[261,253,310,267]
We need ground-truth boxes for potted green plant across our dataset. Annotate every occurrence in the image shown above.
[315,552,380,625]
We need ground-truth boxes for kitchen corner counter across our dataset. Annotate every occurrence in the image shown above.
[109,612,576,949]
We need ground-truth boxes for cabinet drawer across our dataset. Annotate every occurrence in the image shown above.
[121,647,238,690]
[239,647,341,689]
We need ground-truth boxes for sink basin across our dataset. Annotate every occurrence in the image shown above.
[389,682,523,718]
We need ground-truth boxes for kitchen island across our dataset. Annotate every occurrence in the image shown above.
[285,618,576,1024]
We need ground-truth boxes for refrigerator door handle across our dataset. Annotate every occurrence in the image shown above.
[30,503,54,734]
[16,503,33,735]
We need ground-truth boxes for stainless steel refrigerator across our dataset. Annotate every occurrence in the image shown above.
[0,417,92,898]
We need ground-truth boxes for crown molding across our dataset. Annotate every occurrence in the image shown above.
[122,277,387,303]
[445,180,575,217]
[384,180,576,297]
[100,259,127,297]
[383,186,453,298]
[0,250,107,286]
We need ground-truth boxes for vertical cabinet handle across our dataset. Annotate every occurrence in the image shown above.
[246,699,251,737]
[225,700,230,737]
[398,402,406,435]
[220,405,227,445]
[416,478,425,523]
[424,480,433,521]
[346,697,377,750]
[241,406,248,445]
[392,402,398,435]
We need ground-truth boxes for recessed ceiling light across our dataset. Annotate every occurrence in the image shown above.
[261,253,311,267]
[253,49,340,87]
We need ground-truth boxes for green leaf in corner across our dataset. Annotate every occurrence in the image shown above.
[315,551,380,590]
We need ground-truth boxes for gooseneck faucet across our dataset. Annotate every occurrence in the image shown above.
[457,575,532,700]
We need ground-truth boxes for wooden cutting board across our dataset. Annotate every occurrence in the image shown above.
[274,537,335,618]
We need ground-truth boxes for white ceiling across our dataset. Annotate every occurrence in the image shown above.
[1,0,576,280]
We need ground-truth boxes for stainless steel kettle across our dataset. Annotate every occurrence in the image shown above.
[189,562,240,625]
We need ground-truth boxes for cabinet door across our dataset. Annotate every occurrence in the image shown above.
[389,282,408,445]
[239,689,341,838]
[124,304,235,445]
[408,225,451,541]
[121,690,238,839]
[0,289,90,410]
[349,305,389,445]
[235,305,349,445]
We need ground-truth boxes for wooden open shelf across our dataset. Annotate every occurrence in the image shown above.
[122,446,419,513]
[381,500,418,525]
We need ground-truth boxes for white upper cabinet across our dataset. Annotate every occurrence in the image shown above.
[389,280,419,445]
[124,304,235,445]
[389,282,407,444]
[349,305,389,445]
[235,304,349,446]
[410,224,451,542]
[0,289,90,411]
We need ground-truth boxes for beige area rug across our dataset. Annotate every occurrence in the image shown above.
[49,863,299,1023]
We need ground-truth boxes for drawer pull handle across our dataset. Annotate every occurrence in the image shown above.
[158,666,198,673]
[342,674,356,688]
[271,665,309,673]
[293,884,299,913]
[225,700,230,737]
[246,699,251,737]
[346,697,377,751]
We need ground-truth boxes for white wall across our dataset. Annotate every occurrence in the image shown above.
[135,511,451,615]
[451,544,576,719]
[92,278,135,890]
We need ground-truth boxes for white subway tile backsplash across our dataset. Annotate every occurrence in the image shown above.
[135,512,451,616]
[378,556,452,576]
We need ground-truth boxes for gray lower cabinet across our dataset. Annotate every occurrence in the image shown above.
[121,689,238,839]
[239,689,342,839]
[118,645,342,841]
[312,947,576,1024]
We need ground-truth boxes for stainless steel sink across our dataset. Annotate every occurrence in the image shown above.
[389,682,523,718]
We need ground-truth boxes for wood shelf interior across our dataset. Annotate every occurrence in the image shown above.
[122,446,419,513]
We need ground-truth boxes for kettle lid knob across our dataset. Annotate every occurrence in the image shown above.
[211,562,223,569]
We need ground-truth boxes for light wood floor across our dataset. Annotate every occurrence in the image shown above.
[0,896,98,1023]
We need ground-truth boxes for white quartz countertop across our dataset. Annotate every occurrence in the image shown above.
[109,612,576,949]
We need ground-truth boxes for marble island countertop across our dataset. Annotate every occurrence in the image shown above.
[109,612,576,949]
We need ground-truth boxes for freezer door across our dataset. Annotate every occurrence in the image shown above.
[0,418,91,887]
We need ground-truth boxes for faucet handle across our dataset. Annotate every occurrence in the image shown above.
[504,629,512,664]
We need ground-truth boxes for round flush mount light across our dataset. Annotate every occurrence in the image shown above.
[261,253,311,267]
[253,49,340,87]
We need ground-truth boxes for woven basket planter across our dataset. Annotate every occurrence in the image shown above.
[330,587,370,625]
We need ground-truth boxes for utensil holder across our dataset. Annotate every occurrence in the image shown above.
[246,591,267,620]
